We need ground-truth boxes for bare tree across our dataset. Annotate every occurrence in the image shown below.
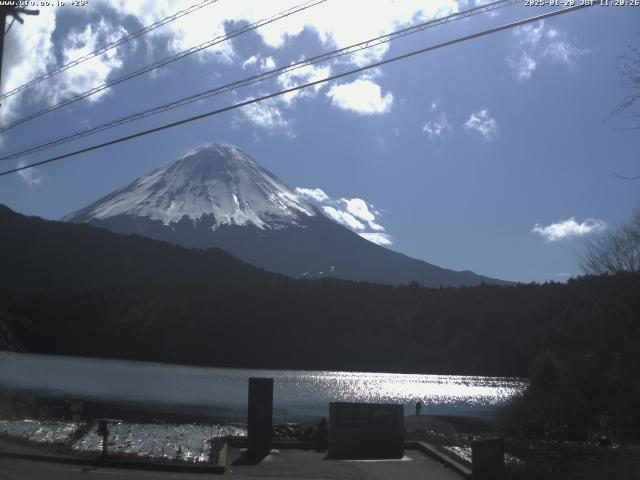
[615,46,640,129]
[611,46,640,180]
[582,210,640,275]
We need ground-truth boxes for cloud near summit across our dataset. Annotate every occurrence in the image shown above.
[296,187,393,246]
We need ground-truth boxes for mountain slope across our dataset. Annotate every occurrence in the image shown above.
[65,143,509,287]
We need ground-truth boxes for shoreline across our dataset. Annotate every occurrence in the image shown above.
[1,351,528,383]
[3,391,504,430]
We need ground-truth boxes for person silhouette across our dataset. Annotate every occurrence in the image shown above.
[316,417,328,451]
[415,400,423,416]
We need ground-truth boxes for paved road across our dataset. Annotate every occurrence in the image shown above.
[226,448,464,479]
[0,457,215,480]
[0,435,465,479]
[0,450,464,480]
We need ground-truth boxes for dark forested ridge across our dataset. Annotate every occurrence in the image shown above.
[1,282,516,374]
[0,204,280,291]
[3,274,638,379]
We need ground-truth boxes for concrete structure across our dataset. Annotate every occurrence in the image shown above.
[471,437,504,480]
[328,402,404,458]
[0,435,468,479]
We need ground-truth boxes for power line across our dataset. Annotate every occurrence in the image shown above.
[0,0,515,161]
[0,0,220,102]
[0,0,518,162]
[0,3,594,179]
[0,0,327,134]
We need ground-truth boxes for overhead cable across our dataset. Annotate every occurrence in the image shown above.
[0,0,517,162]
[0,0,328,134]
[0,3,594,178]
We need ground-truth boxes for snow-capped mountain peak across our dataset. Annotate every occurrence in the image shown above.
[64,143,510,287]
[65,143,316,230]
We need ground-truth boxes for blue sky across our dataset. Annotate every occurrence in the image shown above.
[0,0,639,283]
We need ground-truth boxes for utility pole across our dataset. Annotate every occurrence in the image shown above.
[0,6,9,87]
[0,3,39,94]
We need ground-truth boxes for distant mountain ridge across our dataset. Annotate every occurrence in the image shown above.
[65,143,510,287]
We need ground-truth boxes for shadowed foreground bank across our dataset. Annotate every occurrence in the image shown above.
[2,414,639,480]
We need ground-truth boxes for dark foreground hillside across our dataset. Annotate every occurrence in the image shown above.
[0,204,279,291]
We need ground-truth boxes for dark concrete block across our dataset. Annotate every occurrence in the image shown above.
[472,437,504,480]
[328,402,404,458]
[247,377,273,455]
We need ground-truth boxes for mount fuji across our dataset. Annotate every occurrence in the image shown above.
[64,143,507,287]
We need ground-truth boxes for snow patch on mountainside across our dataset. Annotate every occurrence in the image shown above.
[65,144,316,230]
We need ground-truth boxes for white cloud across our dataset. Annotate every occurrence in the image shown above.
[102,0,234,62]
[463,109,498,141]
[422,114,453,140]
[544,41,589,69]
[359,232,393,246]
[262,56,276,70]
[249,0,459,67]
[278,62,332,105]
[102,0,459,68]
[239,97,292,136]
[369,221,385,232]
[1,13,126,123]
[342,198,375,223]
[514,21,545,46]
[297,186,392,244]
[326,78,393,115]
[323,206,365,230]
[242,55,258,69]
[509,20,588,81]
[341,197,387,232]
[510,52,537,81]
[295,187,329,203]
[0,6,56,122]
[52,20,126,104]
[16,161,43,188]
[532,217,607,242]
[242,55,276,71]
[2,0,461,123]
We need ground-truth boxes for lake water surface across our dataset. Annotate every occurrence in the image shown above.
[0,352,525,422]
